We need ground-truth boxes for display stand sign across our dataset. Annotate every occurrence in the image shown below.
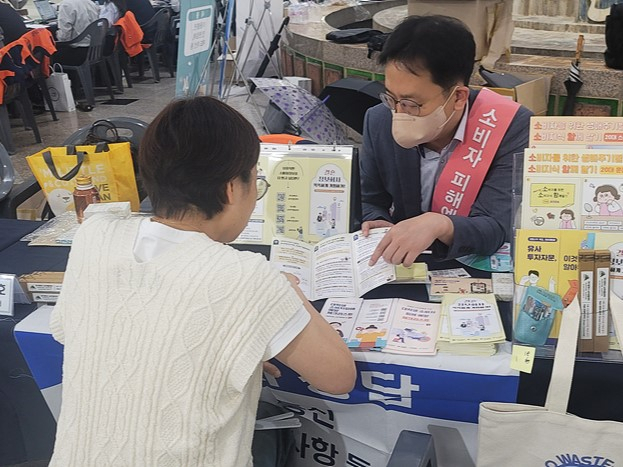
[515,117,623,349]
[234,144,355,245]
[0,273,30,316]
[176,0,215,97]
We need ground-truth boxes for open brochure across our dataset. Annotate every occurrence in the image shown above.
[269,228,428,301]
[320,297,441,355]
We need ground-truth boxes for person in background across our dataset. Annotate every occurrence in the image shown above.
[0,1,26,44]
[125,0,154,40]
[48,96,356,467]
[53,0,99,65]
[361,15,532,267]
[99,0,126,25]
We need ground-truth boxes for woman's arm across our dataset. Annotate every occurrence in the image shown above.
[275,276,356,395]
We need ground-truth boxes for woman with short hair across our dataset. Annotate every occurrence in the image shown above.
[49,96,356,467]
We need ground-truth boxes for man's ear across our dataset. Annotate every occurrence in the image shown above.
[452,85,470,110]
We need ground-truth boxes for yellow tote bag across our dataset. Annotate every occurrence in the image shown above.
[26,142,139,216]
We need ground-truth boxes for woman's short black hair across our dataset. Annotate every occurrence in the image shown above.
[139,96,260,219]
[379,15,476,88]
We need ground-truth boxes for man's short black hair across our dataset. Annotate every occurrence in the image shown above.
[379,15,476,88]
[139,96,260,219]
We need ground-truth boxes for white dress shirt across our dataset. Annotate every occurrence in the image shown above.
[57,0,100,47]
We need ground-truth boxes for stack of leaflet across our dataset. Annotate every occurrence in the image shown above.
[436,293,505,356]
[320,297,441,355]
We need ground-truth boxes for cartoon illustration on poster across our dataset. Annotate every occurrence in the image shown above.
[310,164,348,238]
[521,178,581,230]
[581,178,623,230]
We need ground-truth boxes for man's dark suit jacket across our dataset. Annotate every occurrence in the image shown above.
[360,88,533,260]
[126,0,155,41]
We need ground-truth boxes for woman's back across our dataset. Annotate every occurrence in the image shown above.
[50,215,303,466]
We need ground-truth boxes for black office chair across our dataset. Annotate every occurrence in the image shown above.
[62,116,147,148]
[0,142,41,219]
[0,140,14,201]
[104,25,134,92]
[386,430,438,467]
[139,8,175,83]
[55,18,115,106]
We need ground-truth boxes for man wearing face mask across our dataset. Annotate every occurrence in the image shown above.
[361,15,532,267]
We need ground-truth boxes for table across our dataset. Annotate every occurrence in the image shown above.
[0,219,64,464]
[0,219,43,252]
[3,220,623,464]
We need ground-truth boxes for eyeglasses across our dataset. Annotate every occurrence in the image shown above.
[256,177,270,200]
[379,88,450,116]
[379,92,424,116]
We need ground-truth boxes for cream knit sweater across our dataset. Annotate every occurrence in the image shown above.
[49,215,302,466]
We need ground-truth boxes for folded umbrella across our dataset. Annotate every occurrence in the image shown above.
[562,34,584,116]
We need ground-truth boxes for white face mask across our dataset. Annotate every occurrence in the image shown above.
[391,88,457,149]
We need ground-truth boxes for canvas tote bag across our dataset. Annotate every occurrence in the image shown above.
[477,293,623,466]
[26,142,139,216]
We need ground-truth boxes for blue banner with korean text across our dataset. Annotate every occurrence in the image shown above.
[262,346,518,466]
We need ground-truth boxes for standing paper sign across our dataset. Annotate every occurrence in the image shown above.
[176,0,215,97]
[234,144,355,245]
[0,274,30,316]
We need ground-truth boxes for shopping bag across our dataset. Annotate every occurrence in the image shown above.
[477,294,623,466]
[45,64,75,112]
[26,142,139,216]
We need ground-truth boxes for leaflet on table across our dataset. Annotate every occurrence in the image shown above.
[440,293,505,344]
[320,297,440,355]
[384,299,440,355]
[233,144,354,245]
[269,228,395,300]
[520,147,623,232]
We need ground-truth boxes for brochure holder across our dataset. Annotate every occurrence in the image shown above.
[511,116,623,364]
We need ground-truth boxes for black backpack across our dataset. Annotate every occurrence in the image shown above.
[605,4,623,69]
[367,33,391,59]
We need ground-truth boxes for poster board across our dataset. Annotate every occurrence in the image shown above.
[234,144,356,245]
[176,0,215,96]
[520,147,623,232]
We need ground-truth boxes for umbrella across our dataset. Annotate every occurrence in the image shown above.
[251,78,347,145]
[562,34,585,116]
[249,17,290,94]
[318,78,385,134]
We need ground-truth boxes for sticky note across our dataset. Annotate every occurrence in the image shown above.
[511,344,536,373]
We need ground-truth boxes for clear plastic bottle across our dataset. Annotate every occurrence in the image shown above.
[73,175,101,223]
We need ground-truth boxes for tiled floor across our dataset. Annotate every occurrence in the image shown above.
[9,75,269,185]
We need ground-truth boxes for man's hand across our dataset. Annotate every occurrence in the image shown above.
[369,212,454,266]
[361,219,394,237]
